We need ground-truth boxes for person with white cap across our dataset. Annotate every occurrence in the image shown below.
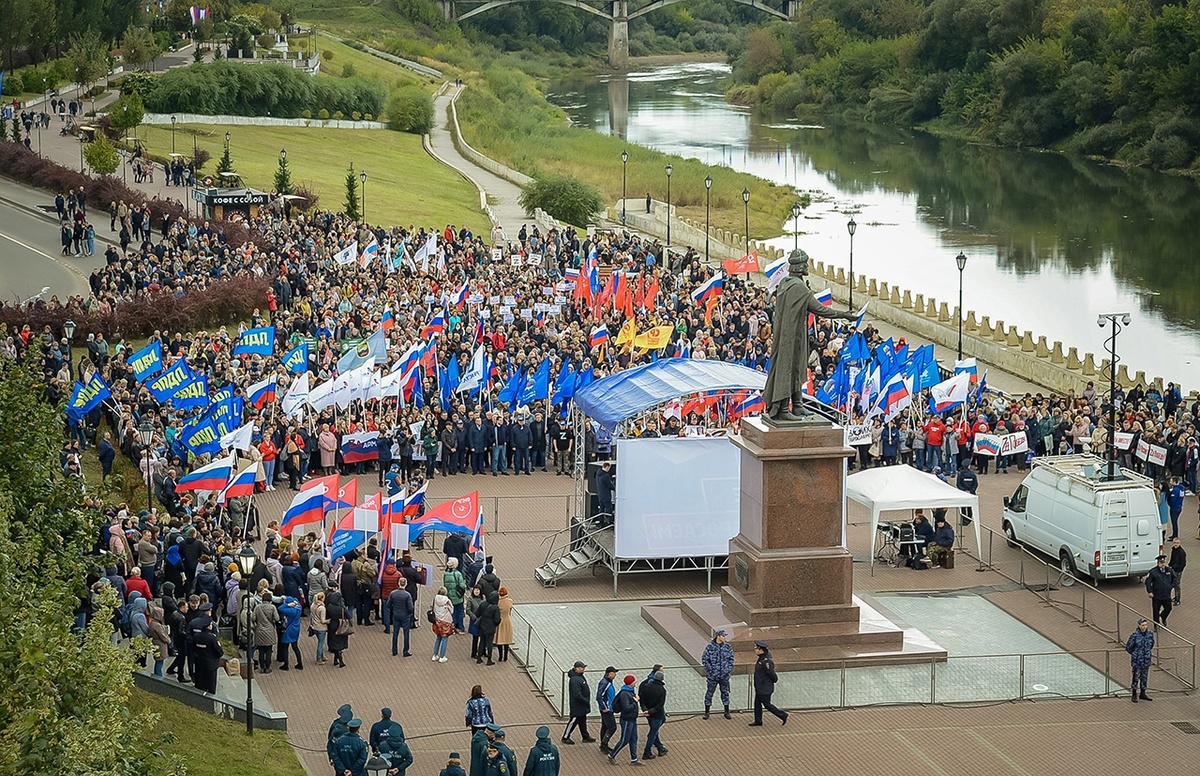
[1126,618,1155,703]
[701,629,734,720]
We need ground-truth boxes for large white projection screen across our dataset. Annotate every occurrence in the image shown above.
[614,437,740,559]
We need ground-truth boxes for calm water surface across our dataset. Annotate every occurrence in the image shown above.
[547,63,1200,387]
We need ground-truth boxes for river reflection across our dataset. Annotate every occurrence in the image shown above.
[547,64,1200,386]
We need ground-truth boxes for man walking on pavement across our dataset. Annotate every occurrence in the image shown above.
[562,660,595,745]
[1126,617,1155,702]
[638,670,668,761]
[606,675,643,766]
[1169,538,1187,605]
[749,640,788,727]
[701,629,734,719]
[1146,554,1177,629]
[596,666,619,754]
[956,460,978,526]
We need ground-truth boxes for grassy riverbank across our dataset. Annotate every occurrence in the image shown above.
[129,123,486,232]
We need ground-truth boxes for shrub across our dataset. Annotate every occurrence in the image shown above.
[351,110,361,121]
[83,133,119,175]
[342,63,357,78]
[292,184,319,211]
[364,113,374,121]
[318,108,330,120]
[301,109,312,119]
[191,147,211,171]
[1,72,23,96]
[518,174,602,228]
[333,110,344,120]
[386,85,434,134]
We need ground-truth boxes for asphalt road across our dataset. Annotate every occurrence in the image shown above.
[0,177,102,302]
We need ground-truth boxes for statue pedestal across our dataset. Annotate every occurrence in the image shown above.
[642,417,946,672]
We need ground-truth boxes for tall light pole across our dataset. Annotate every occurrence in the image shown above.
[137,417,155,516]
[955,252,967,361]
[620,150,628,224]
[1097,312,1131,480]
[237,543,258,735]
[63,319,76,379]
[359,170,367,223]
[741,187,750,259]
[665,164,672,248]
[704,174,712,264]
[171,115,177,154]
[846,216,857,311]
[791,202,802,251]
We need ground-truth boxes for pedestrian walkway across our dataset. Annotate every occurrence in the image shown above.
[425,85,529,233]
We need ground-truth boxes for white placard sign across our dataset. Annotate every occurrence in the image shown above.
[480,308,491,319]
[510,254,523,267]
[845,424,872,446]
[1135,439,1150,461]
[528,254,542,266]
[491,248,503,261]
[1114,431,1134,450]
[489,295,501,305]
[468,293,484,304]
[555,282,572,292]
[1148,444,1167,466]
[549,304,562,315]
[1000,432,1028,455]
[503,296,516,306]
[553,295,566,304]
[502,313,515,323]
[520,309,533,320]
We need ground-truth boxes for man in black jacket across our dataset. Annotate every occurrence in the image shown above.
[1169,538,1187,604]
[561,660,595,745]
[510,415,533,474]
[956,461,979,526]
[190,613,223,694]
[638,671,668,760]
[1146,554,1177,627]
[749,640,788,727]
[606,675,642,765]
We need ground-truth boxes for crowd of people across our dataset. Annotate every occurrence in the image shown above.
[5,169,1199,773]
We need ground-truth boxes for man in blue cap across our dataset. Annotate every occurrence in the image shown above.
[332,718,369,776]
[370,707,406,755]
[522,726,560,776]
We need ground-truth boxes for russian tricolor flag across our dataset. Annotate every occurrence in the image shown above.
[176,454,235,492]
[248,376,277,409]
[954,357,978,383]
[401,482,427,522]
[731,392,765,418]
[814,288,833,306]
[380,306,395,332]
[281,488,327,536]
[421,311,446,338]
[691,273,724,304]
[453,281,470,308]
[764,256,788,292]
[589,325,608,350]
[564,268,580,284]
[881,373,912,420]
[218,464,257,505]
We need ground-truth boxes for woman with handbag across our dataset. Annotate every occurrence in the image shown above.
[431,586,454,663]
[310,591,329,665]
[326,590,352,668]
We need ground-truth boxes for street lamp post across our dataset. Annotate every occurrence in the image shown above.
[359,170,367,223]
[791,202,802,251]
[237,543,258,735]
[955,252,968,361]
[704,175,713,264]
[63,319,76,379]
[665,164,672,248]
[137,417,155,516]
[171,115,177,154]
[366,754,390,776]
[846,216,857,311]
[1097,312,1131,480]
[224,131,231,160]
[742,187,750,258]
[620,150,628,224]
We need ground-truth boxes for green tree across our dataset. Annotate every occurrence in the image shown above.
[121,24,161,71]
[67,30,108,100]
[216,140,233,174]
[386,85,434,134]
[11,113,20,144]
[0,359,168,774]
[518,174,602,227]
[274,151,293,195]
[344,162,361,221]
[83,132,119,174]
[107,92,144,142]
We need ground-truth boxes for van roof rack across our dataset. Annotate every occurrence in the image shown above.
[1031,454,1154,490]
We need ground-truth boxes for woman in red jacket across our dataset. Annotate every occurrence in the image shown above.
[259,433,278,492]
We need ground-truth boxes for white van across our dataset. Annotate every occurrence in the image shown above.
[1001,454,1160,582]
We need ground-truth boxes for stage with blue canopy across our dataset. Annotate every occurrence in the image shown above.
[573,358,767,428]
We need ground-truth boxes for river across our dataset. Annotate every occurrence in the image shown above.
[547,62,1200,389]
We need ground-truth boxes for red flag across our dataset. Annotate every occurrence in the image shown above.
[704,296,720,326]
[645,275,659,310]
[633,275,646,311]
[723,252,759,275]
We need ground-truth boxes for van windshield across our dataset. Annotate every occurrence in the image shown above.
[1009,484,1028,512]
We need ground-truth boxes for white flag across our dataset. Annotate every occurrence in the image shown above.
[457,345,486,394]
[332,240,359,265]
[281,372,309,419]
[307,376,338,412]
[220,421,255,452]
[414,233,437,273]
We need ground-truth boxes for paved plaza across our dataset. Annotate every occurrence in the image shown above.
[215,461,1200,776]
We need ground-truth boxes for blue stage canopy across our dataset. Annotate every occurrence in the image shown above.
[573,358,767,427]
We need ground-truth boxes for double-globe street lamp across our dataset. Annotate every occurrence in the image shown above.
[665,164,672,248]
[704,175,713,263]
[360,170,368,223]
[791,202,802,251]
[620,150,628,224]
[847,215,857,311]
[1097,312,1131,480]
[955,251,968,361]
[137,417,155,516]
[237,543,258,734]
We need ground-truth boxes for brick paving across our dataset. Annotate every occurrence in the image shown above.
[246,463,1199,775]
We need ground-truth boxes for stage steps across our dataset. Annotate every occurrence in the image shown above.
[534,541,604,587]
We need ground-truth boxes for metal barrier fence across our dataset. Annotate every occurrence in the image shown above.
[509,646,1166,717]
[484,494,573,534]
[975,525,1197,690]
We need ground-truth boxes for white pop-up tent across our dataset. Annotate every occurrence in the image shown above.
[846,464,980,571]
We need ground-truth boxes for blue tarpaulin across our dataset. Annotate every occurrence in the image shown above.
[573,358,766,428]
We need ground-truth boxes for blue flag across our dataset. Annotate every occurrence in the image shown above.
[171,372,209,411]
[147,359,196,402]
[519,358,551,406]
[181,417,221,456]
[66,373,112,420]
[281,343,309,374]
[497,368,525,409]
[552,361,576,407]
[129,341,163,383]
[232,327,275,356]
[573,367,596,395]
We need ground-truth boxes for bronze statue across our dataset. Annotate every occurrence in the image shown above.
[764,249,857,422]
